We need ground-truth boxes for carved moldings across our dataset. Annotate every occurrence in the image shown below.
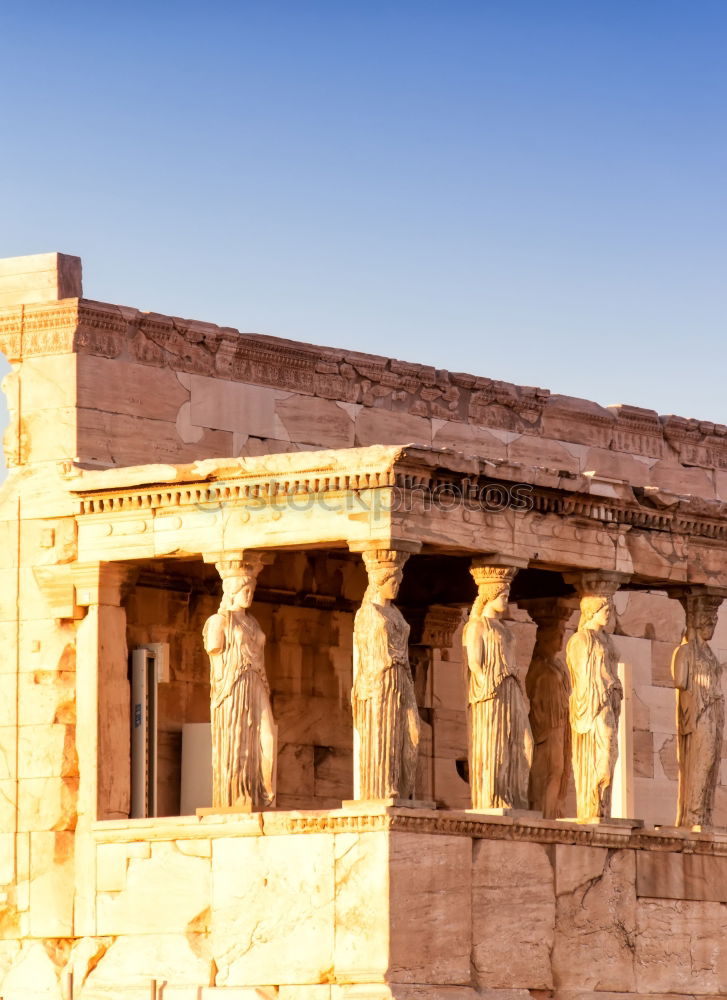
[92,803,727,855]
[69,442,727,596]
[33,561,138,618]
[405,604,465,649]
[75,304,127,359]
[33,565,85,620]
[229,341,318,394]
[541,396,616,449]
[0,302,80,362]
[467,381,549,434]
[6,296,727,483]
[137,314,216,376]
[0,307,23,361]
[609,404,665,459]
[662,415,727,471]
[73,561,139,608]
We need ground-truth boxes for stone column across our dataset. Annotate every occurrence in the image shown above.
[203,551,276,811]
[406,605,466,802]
[517,597,572,819]
[564,571,628,821]
[464,558,532,810]
[73,561,137,934]
[667,586,725,829]
[349,540,421,801]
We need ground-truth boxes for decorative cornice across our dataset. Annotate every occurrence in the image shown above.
[68,445,727,546]
[609,405,665,459]
[4,297,727,471]
[74,468,399,515]
[407,604,465,648]
[529,485,727,542]
[0,301,80,361]
[91,807,727,856]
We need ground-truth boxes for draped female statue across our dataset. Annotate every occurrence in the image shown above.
[203,554,276,810]
[672,591,724,828]
[464,563,532,810]
[352,547,420,800]
[566,580,621,820]
[521,599,572,819]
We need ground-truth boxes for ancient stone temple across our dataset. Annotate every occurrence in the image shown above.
[3,251,727,997]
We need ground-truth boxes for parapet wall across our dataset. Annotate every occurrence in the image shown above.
[2,291,727,504]
[3,807,727,997]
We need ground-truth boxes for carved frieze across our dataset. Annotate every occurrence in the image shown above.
[662,415,727,470]
[4,296,727,495]
[609,404,665,459]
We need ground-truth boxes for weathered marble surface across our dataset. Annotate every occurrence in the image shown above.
[6,810,727,996]
[552,845,636,992]
[471,839,554,990]
[352,546,420,800]
[566,573,625,821]
[671,591,725,828]
[0,252,81,307]
[204,554,276,811]
[464,563,532,810]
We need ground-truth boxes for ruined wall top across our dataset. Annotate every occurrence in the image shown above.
[0,252,82,308]
[0,251,724,485]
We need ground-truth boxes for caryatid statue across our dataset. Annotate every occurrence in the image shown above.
[352,546,421,800]
[671,590,724,828]
[565,573,623,821]
[464,563,533,810]
[203,553,276,810]
[519,598,572,819]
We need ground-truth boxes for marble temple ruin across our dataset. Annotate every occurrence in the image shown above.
[2,252,727,997]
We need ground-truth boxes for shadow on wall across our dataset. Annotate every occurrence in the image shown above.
[0,352,8,483]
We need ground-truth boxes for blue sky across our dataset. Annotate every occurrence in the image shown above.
[1,0,726,440]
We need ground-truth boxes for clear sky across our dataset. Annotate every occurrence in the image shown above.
[1,0,726,436]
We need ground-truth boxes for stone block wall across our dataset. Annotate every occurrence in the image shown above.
[6,293,727,515]
[65,338,727,507]
[0,470,80,946]
[264,603,355,809]
[4,811,727,997]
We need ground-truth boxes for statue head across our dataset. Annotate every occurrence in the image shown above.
[681,592,722,643]
[567,572,623,634]
[578,595,614,633]
[362,548,409,604]
[216,554,266,612]
[469,564,516,620]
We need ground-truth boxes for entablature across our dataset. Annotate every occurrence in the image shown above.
[65,444,727,589]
